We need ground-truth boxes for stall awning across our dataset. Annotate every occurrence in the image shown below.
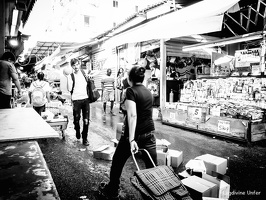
[104,0,240,47]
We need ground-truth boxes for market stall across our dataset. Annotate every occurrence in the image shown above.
[161,39,266,143]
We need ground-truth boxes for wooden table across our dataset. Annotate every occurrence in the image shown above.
[0,141,60,199]
[0,108,59,142]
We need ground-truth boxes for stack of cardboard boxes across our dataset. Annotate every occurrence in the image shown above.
[93,122,183,167]
[180,154,230,200]
[92,123,230,200]
[156,138,184,168]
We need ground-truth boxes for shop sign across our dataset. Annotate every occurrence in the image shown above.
[251,63,261,75]
[235,48,260,68]
[217,120,230,134]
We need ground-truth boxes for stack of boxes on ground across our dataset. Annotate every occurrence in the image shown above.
[92,122,184,166]
[93,123,230,200]
[92,123,123,161]
[180,154,230,200]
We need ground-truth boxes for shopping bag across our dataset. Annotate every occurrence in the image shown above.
[130,149,192,200]
[87,79,100,103]
[80,69,100,103]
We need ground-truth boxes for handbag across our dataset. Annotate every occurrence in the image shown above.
[87,78,100,103]
[130,149,192,200]
[80,69,100,103]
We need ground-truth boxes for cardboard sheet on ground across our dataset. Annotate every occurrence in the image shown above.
[0,108,59,142]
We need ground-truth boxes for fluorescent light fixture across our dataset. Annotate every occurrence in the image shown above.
[183,31,264,52]
[11,9,19,36]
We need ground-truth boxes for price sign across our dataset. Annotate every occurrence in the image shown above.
[187,106,202,122]
[169,112,176,121]
[210,106,221,117]
[176,103,188,111]
[218,120,230,133]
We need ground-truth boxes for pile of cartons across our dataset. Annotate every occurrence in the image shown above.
[92,123,124,161]
[179,154,230,200]
[156,138,183,168]
[93,123,230,200]
[93,145,116,161]
[92,123,183,165]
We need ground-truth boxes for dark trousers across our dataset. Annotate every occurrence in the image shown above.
[33,105,45,115]
[0,93,11,109]
[72,98,90,141]
[108,132,157,192]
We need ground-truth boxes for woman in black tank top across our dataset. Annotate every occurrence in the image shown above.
[98,65,157,199]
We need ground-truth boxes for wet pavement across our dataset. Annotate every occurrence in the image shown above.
[38,102,266,200]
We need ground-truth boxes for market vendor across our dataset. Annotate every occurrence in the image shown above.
[150,60,160,80]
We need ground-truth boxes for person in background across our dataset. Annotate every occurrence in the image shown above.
[28,71,51,115]
[101,68,116,116]
[65,58,90,146]
[0,52,22,109]
[99,65,157,199]
[117,68,124,114]
[116,67,124,90]
[150,60,160,80]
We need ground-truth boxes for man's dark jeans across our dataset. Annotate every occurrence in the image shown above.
[108,132,157,192]
[72,98,90,141]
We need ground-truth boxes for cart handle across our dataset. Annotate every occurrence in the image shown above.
[131,149,156,171]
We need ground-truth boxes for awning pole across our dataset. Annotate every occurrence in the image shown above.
[260,33,266,75]
[160,39,166,109]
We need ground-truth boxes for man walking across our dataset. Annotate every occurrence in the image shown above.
[101,68,116,116]
[65,58,90,146]
[0,52,22,109]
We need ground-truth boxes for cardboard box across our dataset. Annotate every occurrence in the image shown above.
[93,145,116,161]
[185,159,207,174]
[156,138,170,152]
[116,123,123,140]
[202,172,230,199]
[156,149,170,166]
[195,154,227,175]
[181,175,218,198]
[167,149,183,168]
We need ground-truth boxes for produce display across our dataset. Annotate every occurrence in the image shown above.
[178,77,266,121]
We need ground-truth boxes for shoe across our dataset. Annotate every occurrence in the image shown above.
[83,140,90,146]
[110,111,116,116]
[76,131,81,140]
[98,182,120,200]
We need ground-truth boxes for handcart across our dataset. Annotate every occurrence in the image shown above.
[130,149,193,200]
[46,116,68,139]
[45,101,69,139]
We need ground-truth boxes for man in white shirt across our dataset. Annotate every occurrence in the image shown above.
[66,58,90,146]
